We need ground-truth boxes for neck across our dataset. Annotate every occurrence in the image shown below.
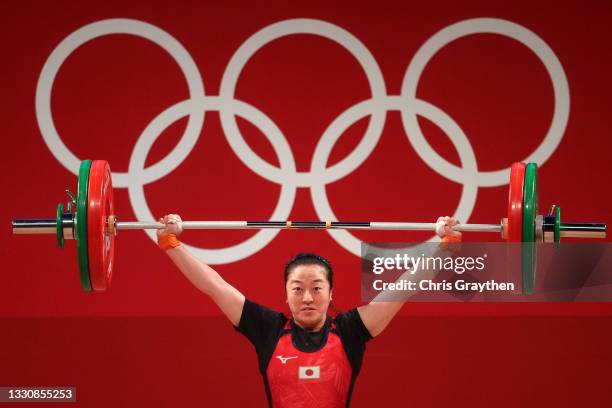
[294,317,326,332]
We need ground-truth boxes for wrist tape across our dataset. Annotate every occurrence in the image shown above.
[158,234,181,251]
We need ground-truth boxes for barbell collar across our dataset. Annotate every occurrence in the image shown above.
[543,217,607,239]
[12,219,57,234]
[12,218,74,238]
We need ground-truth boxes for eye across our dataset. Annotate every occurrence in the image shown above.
[292,287,302,293]
[314,287,322,292]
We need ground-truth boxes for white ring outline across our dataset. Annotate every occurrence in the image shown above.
[310,96,478,255]
[127,96,297,264]
[35,18,206,187]
[219,18,387,187]
[401,18,570,187]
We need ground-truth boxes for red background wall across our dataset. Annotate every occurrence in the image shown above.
[2,0,611,406]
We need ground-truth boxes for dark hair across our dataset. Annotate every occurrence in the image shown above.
[284,252,333,289]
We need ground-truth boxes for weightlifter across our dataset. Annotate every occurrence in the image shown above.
[156,213,461,408]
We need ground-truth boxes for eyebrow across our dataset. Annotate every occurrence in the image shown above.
[290,279,324,284]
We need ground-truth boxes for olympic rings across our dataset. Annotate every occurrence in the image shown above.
[35,17,569,263]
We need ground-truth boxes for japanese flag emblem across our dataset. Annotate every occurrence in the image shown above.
[298,366,320,379]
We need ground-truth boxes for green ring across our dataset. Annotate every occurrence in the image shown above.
[522,163,537,243]
[77,160,92,292]
[56,203,64,248]
[522,163,538,295]
[554,206,561,244]
[522,242,535,295]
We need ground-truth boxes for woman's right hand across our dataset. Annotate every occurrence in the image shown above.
[157,214,184,238]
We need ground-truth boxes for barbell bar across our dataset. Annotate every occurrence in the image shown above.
[12,219,606,236]
[11,160,607,293]
[12,220,505,232]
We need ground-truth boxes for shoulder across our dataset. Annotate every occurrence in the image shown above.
[237,299,288,332]
[244,298,286,319]
[333,308,372,343]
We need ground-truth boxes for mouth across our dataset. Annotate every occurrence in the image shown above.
[301,307,316,312]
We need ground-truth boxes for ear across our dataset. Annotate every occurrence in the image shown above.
[329,288,333,301]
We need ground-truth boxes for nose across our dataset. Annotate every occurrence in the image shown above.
[302,290,314,304]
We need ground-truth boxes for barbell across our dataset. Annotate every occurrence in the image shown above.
[12,160,607,294]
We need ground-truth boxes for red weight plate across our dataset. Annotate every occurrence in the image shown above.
[507,162,526,242]
[87,160,115,291]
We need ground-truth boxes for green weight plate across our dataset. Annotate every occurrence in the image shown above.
[554,206,561,244]
[522,163,538,294]
[56,203,64,248]
[522,242,535,295]
[77,160,92,292]
[523,163,537,242]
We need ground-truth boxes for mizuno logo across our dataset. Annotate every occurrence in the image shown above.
[276,355,298,364]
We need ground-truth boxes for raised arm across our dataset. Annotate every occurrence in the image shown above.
[357,216,461,337]
[158,214,245,326]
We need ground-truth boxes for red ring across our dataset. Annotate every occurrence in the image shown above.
[87,160,115,291]
[507,162,526,242]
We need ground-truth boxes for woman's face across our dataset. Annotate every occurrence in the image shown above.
[285,264,332,331]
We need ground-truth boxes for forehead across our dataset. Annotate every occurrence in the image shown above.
[287,264,328,283]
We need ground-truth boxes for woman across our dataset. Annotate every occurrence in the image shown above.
[157,214,461,407]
